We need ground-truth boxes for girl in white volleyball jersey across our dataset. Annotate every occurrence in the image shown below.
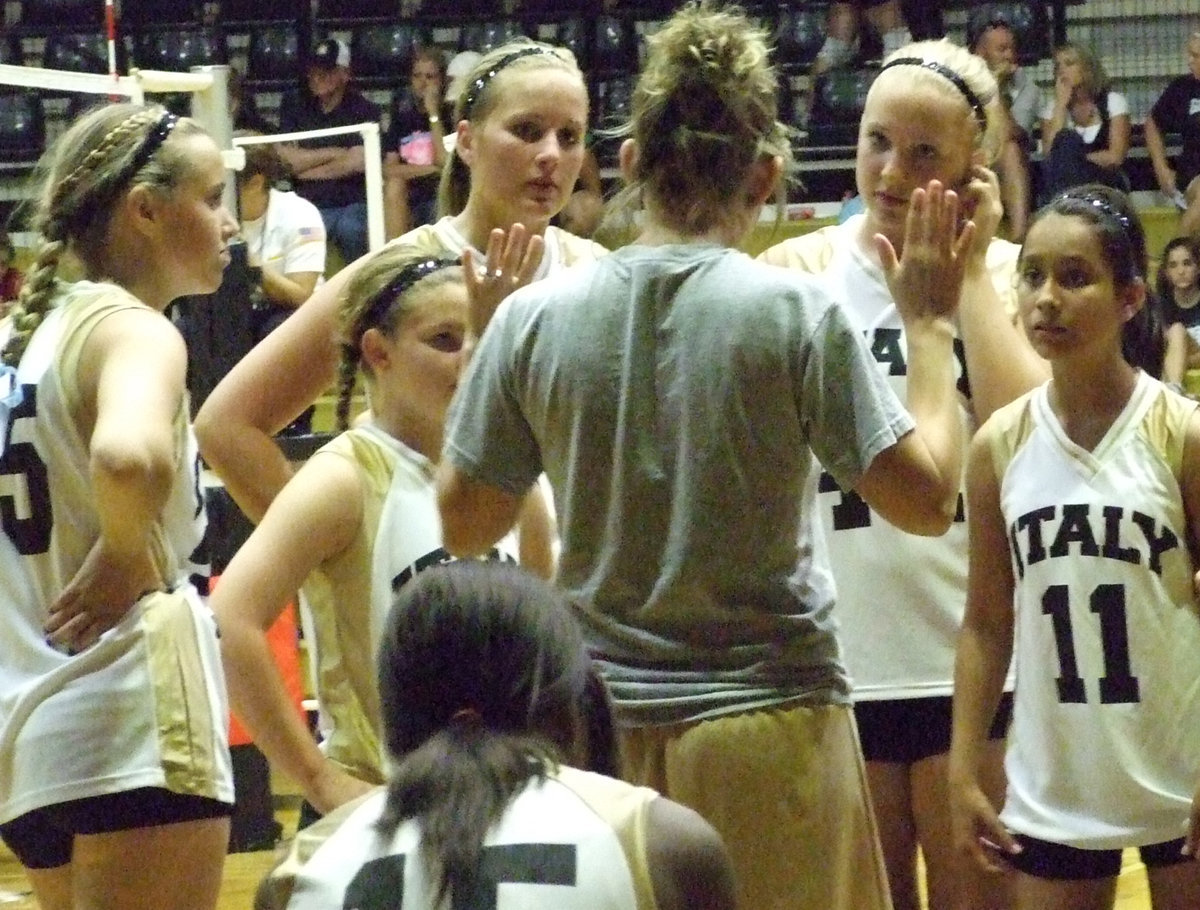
[212,242,548,822]
[0,103,239,910]
[951,184,1200,910]
[759,38,1047,910]
[195,39,605,526]
[258,560,735,910]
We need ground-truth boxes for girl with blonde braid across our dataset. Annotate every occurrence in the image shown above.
[0,102,238,910]
[212,240,545,825]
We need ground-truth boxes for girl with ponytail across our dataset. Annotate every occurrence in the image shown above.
[260,560,735,910]
[0,101,238,910]
[212,238,550,829]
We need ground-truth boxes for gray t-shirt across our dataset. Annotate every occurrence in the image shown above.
[444,244,914,725]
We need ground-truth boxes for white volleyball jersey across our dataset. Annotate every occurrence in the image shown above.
[760,217,1020,698]
[300,424,519,784]
[0,282,232,823]
[277,766,659,910]
[992,373,1200,849]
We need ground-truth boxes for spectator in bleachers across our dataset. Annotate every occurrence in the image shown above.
[1145,30,1200,238]
[0,232,22,314]
[1039,42,1130,201]
[1156,235,1200,390]
[235,140,326,345]
[229,65,276,135]
[968,5,1039,241]
[813,0,943,74]
[383,46,450,240]
[277,39,382,266]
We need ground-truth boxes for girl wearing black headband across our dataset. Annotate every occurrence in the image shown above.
[195,38,605,534]
[211,242,552,830]
[760,38,1053,910]
[951,184,1200,908]
[0,102,239,910]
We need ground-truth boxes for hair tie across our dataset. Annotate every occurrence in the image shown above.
[360,257,458,332]
[461,47,557,117]
[450,707,482,725]
[879,57,987,132]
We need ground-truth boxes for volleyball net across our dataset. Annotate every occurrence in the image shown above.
[0,61,386,253]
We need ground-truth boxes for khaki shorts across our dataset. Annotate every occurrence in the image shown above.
[620,703,892,910]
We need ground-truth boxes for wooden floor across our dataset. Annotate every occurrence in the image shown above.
[0,825,1158,910]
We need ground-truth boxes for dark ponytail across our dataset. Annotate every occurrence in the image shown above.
[373,562,600,904]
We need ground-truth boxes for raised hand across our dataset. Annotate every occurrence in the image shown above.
[461,223,545,341]
[875,179,976,323]
[960,165,1003,258]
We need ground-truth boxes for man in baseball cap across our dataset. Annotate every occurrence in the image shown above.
[276,37,381,265]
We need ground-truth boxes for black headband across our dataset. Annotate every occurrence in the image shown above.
[461,47,557,117]
[127,110,180,178]
[360,257,459,333]
[879,57,988,132]
[1058,190,1135,239]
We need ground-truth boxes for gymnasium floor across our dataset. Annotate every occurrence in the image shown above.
[0,821,1163,910]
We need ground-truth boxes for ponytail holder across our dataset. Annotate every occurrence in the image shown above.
[450,707,482,725]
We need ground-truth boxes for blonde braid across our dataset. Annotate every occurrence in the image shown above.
[335,344,361,432]
[2,237,65,367]
[2,106,171,368]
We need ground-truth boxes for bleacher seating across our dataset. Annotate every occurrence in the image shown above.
[457,19,524,56]
[349,22,432,89]
[17,0,103,29]
[43,32,110,74]
[807,66,877,148]
[775,5,828,72]
[219,0,302,25]
[245,25,301,87]
[129,27,228,71]
[316,0,402,26]
[0,93,46,170]
[121,0,205,28]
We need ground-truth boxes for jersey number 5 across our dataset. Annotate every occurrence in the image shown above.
[0,385,52,555]
[1042,583,1140,705]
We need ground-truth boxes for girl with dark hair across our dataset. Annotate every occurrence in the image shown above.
[212,242,549,825]
[234,138,327,345]
[258,561,735,910]
[383,46,450,238]
[1156,236,1200,391]
[0,102,238,910]
[950,185,1200,909]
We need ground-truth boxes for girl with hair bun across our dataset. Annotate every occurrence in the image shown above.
[0,101,239,910]
[950,184,1199,908]
[438,4,974,908]
[212,237,553,826]
[196,37,604,530]
[259,560,735,910]
[760,38,1052,910]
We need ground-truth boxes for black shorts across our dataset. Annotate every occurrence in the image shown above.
[854,693,1013,763]
[1009,833,1189,881]
[0,788,231,870]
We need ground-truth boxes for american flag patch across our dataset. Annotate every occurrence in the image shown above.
[298,226,325,240]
